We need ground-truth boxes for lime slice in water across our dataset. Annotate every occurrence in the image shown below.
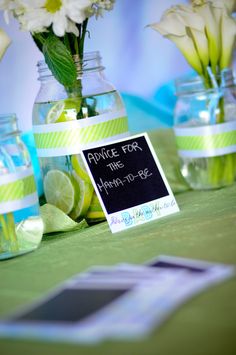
[46,98,81,124]
[69,171,94,220]
[43,169,75,214]
[86,210,105,220]
[46,101,64,124]
[85,191,105,222]
[71,154,91,183]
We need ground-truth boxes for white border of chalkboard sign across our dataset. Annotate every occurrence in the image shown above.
[81,133,179,233]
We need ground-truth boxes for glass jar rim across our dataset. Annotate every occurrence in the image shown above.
[175,68,235,96]
[37,50,105,80]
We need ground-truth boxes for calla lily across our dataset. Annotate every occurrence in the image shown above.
[192,0,236,13]
[209,1,235,69]
[193,2,221,72]
[220,11,236,68]
[209,0,236,14]
[209,1,236,69]
[191,0,236,70]
[0,27,11,60]
[168,34,203,75]
[150,8,203,75]
[169,5,209,67]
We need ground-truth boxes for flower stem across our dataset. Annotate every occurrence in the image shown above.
[208,156,222,186]
[79,18,88,60]
[74,35,79,55]
[217,96,225,123]
[7,213,18,252]
[0,213,18,254]
[222,154,235,184]
[206,70,233,187]
[63,33,71,52]
[0,214,10,241]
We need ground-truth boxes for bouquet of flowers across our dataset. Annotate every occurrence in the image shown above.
[150,0,236,87]
[150,0,236,189]
[0,0,115,87]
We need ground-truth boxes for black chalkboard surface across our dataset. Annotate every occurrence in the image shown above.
[82,135,169,214]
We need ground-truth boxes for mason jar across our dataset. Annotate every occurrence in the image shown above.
[0,114,43,260]
[32,51,129,223]
[174,68,236,190]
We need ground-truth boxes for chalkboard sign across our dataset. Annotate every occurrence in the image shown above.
[82,133,179,233]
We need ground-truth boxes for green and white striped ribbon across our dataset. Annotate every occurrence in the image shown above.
[0,168,38,214]
[174,121,236,158]
[33,109,129,157]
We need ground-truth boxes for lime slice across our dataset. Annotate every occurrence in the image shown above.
[71,154,91,183]
[89,192,104,210]
[85,191,105,221]
[40,203,88,234]
[46,98,81,124]
[69,171,94,220]
[46,101,65,124]
[86,210,105,219]
[43,169,75,214]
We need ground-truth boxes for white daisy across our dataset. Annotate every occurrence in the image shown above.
[17,0,93,36]
[0,0,24,23]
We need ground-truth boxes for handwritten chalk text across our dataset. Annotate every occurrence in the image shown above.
[97,168,153,195]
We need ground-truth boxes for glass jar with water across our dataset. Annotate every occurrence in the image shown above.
[32,51,129,223]
[174,69,236,190]
[0,114,43,260]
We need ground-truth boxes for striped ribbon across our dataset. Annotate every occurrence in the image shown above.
[33,110,129,157]
[0,168,38,214]
[174,121,236,158]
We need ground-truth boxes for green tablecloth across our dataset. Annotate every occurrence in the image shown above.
[1,129,236,355]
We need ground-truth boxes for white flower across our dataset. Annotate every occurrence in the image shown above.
[0,27,11,60]
[193,2,221,72]
[192,0,236,70]
[209,0,235,14]
[150,7,203,74]
[0,0,12,11]
[16,0,93,36]
[205,1,236,70]
[0,0,116,35]
[167,5,209,67]
[0,0,22,22]
[220,11,236,68]
[192,0,236,13]
[210,0,227,10]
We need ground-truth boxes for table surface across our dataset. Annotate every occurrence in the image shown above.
[1,129,236,355]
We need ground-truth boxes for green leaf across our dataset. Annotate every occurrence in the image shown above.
[32,32,49,52]
[43,34,77,87]
[40,203,88,234]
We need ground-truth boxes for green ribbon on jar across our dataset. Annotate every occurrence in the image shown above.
[33,110,129,157]
[174,121,236,158]
[0,168,38,214]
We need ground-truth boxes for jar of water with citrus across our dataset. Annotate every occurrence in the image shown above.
[0,114,43,260]
[32,51,129,223]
